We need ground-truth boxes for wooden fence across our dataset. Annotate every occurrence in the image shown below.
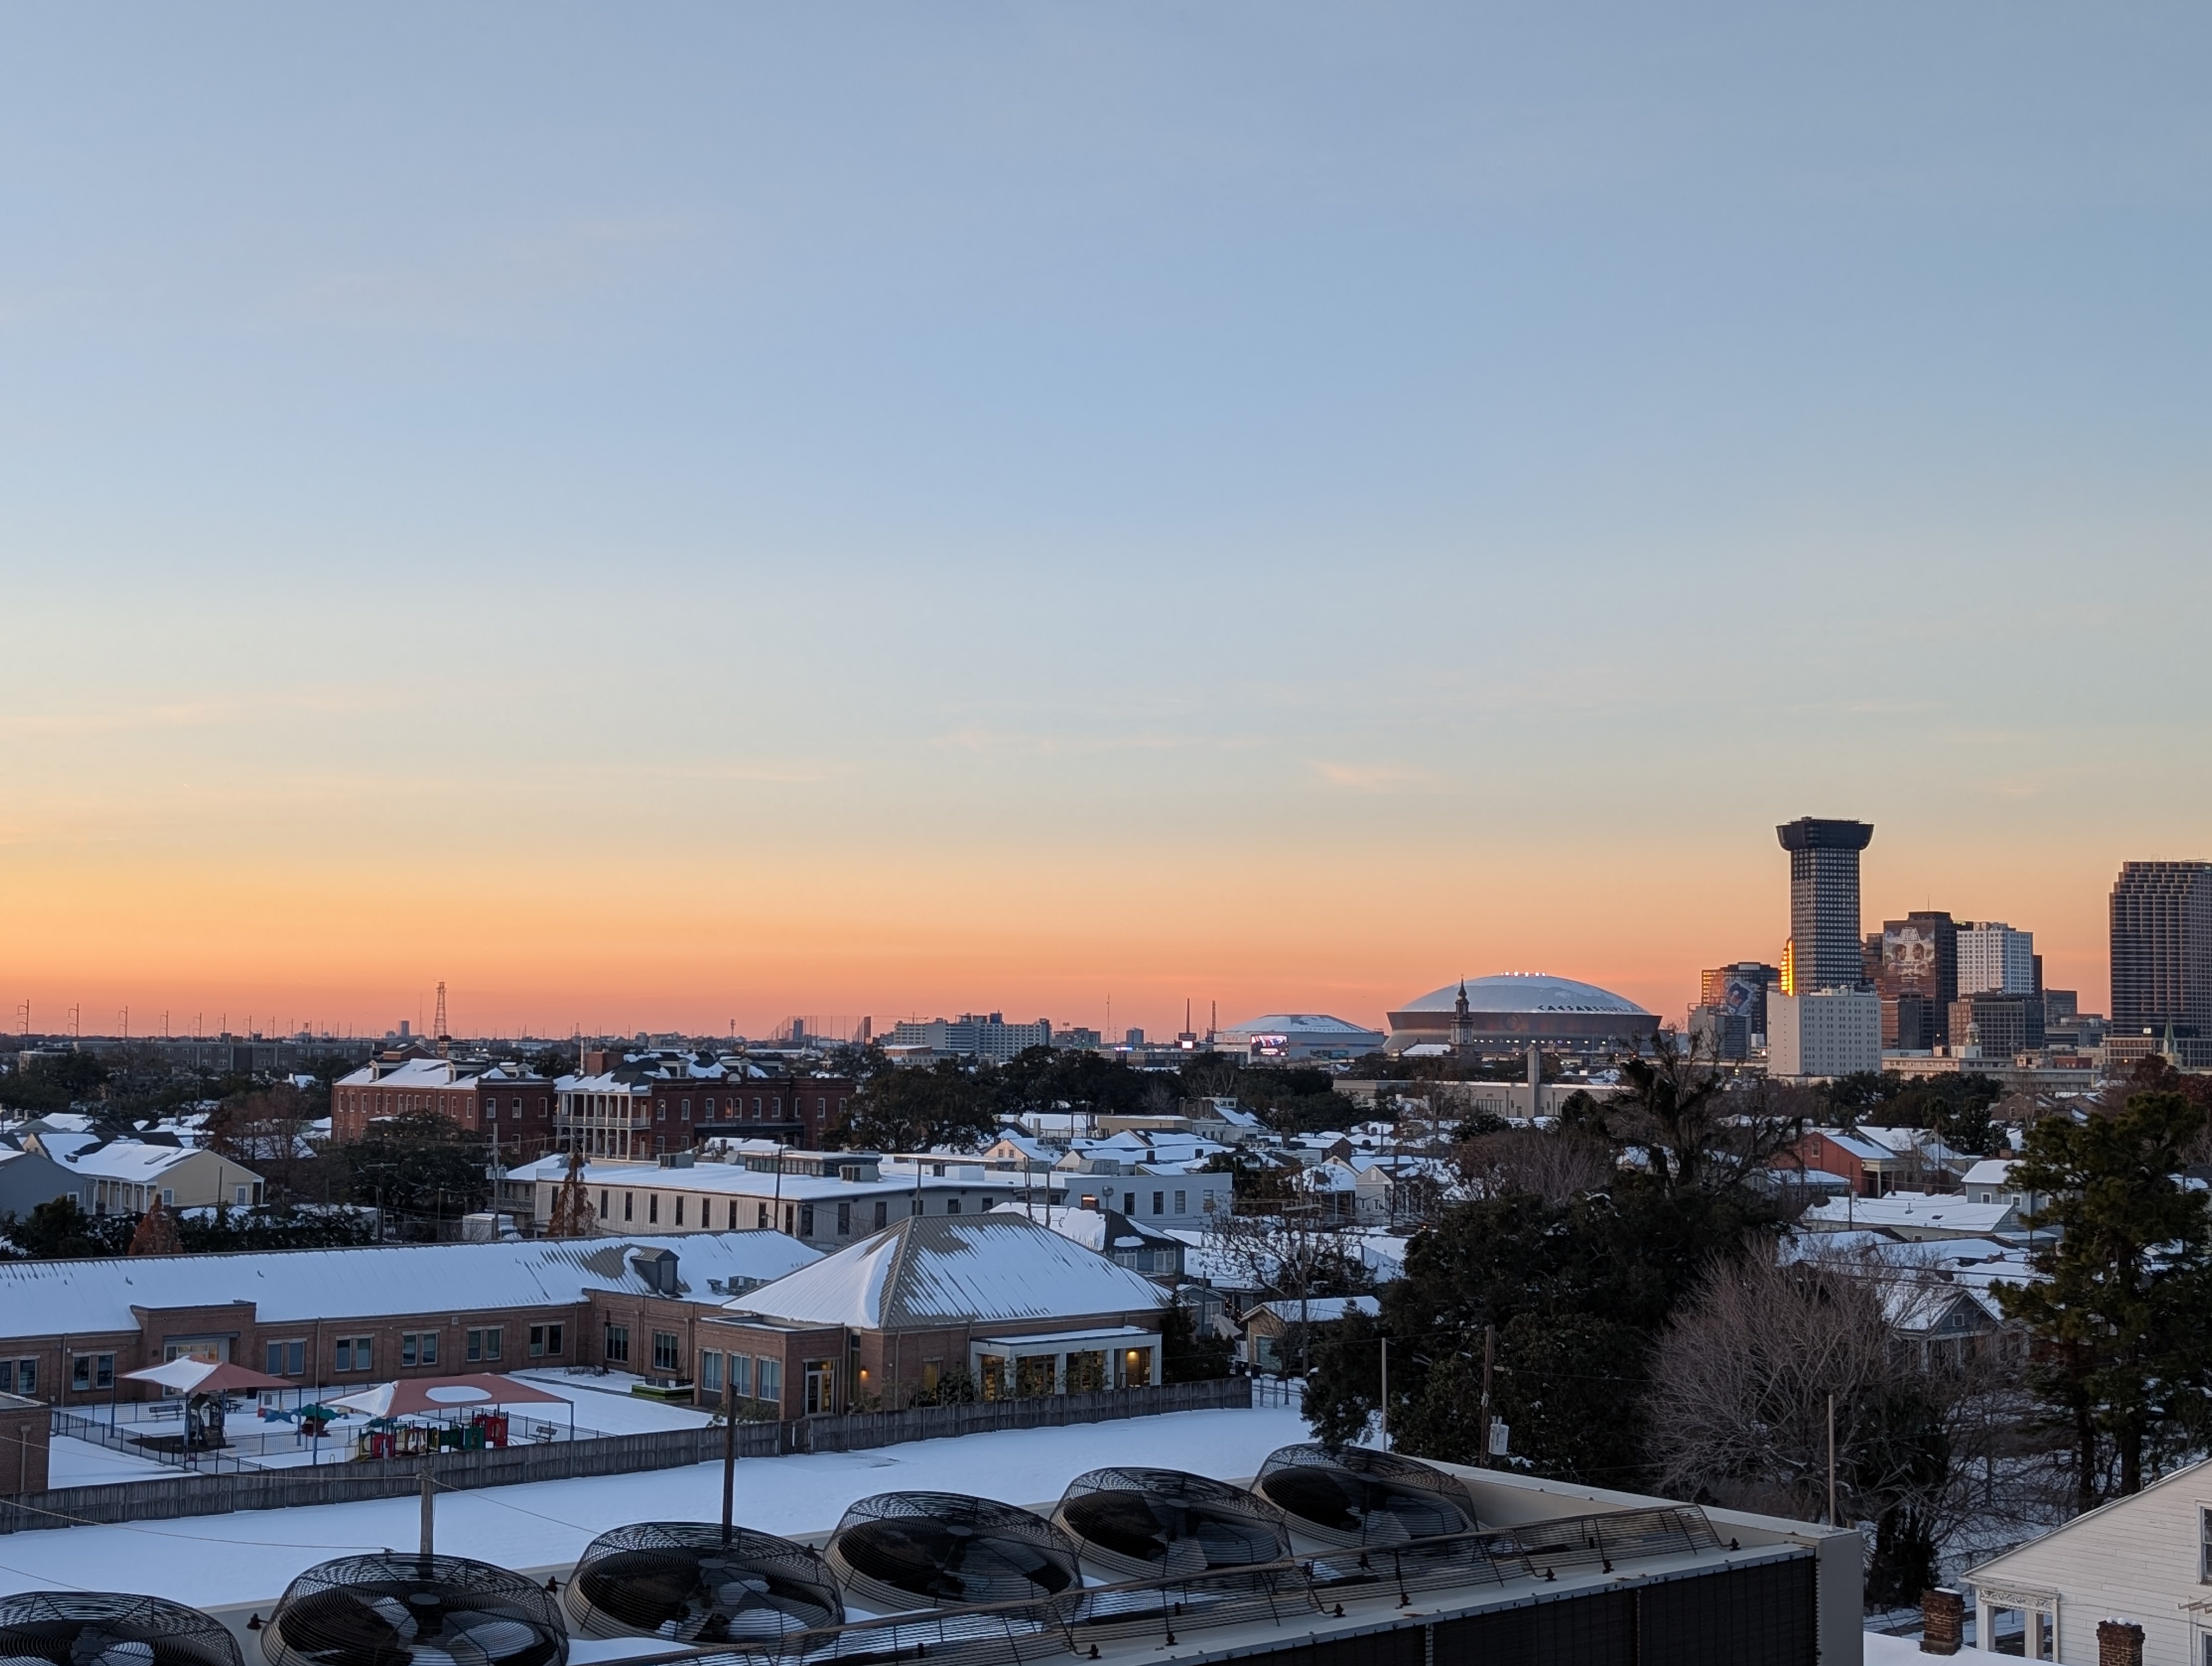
[0,1376,1253,1535]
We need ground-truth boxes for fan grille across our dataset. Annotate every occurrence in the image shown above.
[825,1493,1079,1613]
[1054,1467,1290,1581]
[563,1522,841,1641]
[262,1554,565,1666]
[0,1592,241,1666]
[1252,1444,1478,1548]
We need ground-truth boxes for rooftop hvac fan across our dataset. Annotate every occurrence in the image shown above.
[562,1522,841,1644]
[0,1591,242,1666]
[825,1492,1080,1613]
[260,1554,565,1666]
[1252,1445,1477,1550]
[1053,1468,1291,1582]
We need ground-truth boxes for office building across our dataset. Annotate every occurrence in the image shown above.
[1699,962,1779,1037]
[882,1013,1052,1063]
[1949,991,2046,1060]
[1873,911,1958,1045]
[2111,861,2212,1066]
[1958,921,2037,996]
[1776,818,1874,991]
[1767,988,1881,1079]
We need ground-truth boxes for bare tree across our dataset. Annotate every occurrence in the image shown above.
[1202,1208,1372,1374]
[1647,1242,2020,1606]
[1574,1036,1814,1193]
[1454,1124,1615,1207]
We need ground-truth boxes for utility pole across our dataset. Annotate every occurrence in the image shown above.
[1477,1324,1496,1468]
[1379,1338,1389,1451]
[420,1463,435,1555]
[721,1395,738,1544]
[1826,1393,1837,1527]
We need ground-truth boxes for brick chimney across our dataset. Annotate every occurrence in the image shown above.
[2098,1619,2144,1666]
[1920,1589,1963,1656]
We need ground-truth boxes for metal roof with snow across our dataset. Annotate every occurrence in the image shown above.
[0,1232,821,1336]
[724,1213,1168,1331]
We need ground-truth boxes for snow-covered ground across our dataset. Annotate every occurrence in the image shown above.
[1864,1631,2008,1666]
[44,1437,197,1488]
[0,1405,1311,1608]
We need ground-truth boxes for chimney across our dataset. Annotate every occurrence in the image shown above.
[1919,1590,1963,1656]
[2097,1620,2144,1666]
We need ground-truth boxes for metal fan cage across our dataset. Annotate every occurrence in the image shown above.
[0,1591,243,1666]
[1052,1467,1291,1582]
[260,1553,567,1666]
[824,1492,1081,1614]
[1252,1444,1478,1549]
[562,1522,842,1643]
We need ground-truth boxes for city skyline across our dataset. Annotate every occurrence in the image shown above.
[5,10,2209,1039]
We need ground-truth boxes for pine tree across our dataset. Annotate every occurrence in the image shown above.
[545,1146,597,1238]
[128,1198,183,1256]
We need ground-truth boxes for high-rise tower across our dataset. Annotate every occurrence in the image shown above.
[1776,818,1874,991]
[2111,861,2212,1065]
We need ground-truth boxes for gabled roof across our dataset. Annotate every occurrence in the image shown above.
[725,1213,1167,1331]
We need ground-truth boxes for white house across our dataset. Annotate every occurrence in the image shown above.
[1964,1454,2212,1663]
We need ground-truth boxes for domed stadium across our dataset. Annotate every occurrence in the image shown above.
[1386,972,1656,1054]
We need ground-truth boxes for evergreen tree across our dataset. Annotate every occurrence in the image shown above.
[1999,1090,2212,1506]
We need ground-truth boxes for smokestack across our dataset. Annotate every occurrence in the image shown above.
[1527,1043,1541,1117]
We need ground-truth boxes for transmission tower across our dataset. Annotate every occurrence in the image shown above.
[434,981,449,1040]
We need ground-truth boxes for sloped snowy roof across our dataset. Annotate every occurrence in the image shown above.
[726,1214,1167,1331]
[0,1232,821,1336]
[1963,1157,2018,1187]
[1799,1193,2020,1235]
[61,1140,212,1180]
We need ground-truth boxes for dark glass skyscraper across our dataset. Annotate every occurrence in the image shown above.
[1777,818,1874,991]
[2111,861,2212,1065]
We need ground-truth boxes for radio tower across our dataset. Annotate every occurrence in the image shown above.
[434,982,450,1058]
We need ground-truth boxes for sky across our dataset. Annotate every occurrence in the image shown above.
[3,6,2209,1042]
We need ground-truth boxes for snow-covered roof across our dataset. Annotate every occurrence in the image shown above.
[60,1141,211,1181]
[0,1232,820,1336]
[1247,1295,1380,1325]
[505,1154,1039,1201]
[1809,1128,1908,1165]
[725,1214,1168,1331]
[1797,1192,2021,1236]
[1963,1157,2018,1187]
[983,1203,1177,1255]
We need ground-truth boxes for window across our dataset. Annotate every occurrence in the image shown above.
[600,1189,609,1217]
[624,1193,634,1221]
[655,1104,666,1123]
[757,1202,769,1230]
[703,1097,715,1115]
[648,1193,659,1224]
[401,1332,439,1367]
[335,1336,372,1373]
[1174,1190,1186,1215]
[74,1353,116,1391]
[730,1353,753,1398]
[674,1196,685,1226]
[946,1197,961,1214]
[160,1188,175,1206]
[700,1351,723,1393]
[2201,1506,2212,1582]
[233,1185,251,1207]
[837,1201,851,1235]
[752,1097,762,1116]
[466,1328,501,1363]
[10,1359,35,1396]
[605,1324,630,1364]
[653,1332,681,1373]
[873,1200,888,1230]
[1152,1191,1164,1216]
[681,1099,691,1121]
[921,1360,941,1394]
[528,1324,564,1358]
[755,1356,780,1402]
[799,1203,815,1236]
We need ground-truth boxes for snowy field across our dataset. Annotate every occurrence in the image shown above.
[0,1404,1310,1607]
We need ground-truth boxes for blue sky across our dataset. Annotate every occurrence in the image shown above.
[3,6,2208,1036]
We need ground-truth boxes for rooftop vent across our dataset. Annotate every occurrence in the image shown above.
[1053,1467,1290,1582]
[1252,1444,1477,1550]
[0,1591,241,1666]
[825,1492,1079,1612]
[261,1553,566,1666]
[562,1522,841,1644]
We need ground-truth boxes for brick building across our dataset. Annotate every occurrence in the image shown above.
[700,1213,1168,1419]
[556,1048,854,1157]
[0,1233,818,1412]
[332,1055,558,1157]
